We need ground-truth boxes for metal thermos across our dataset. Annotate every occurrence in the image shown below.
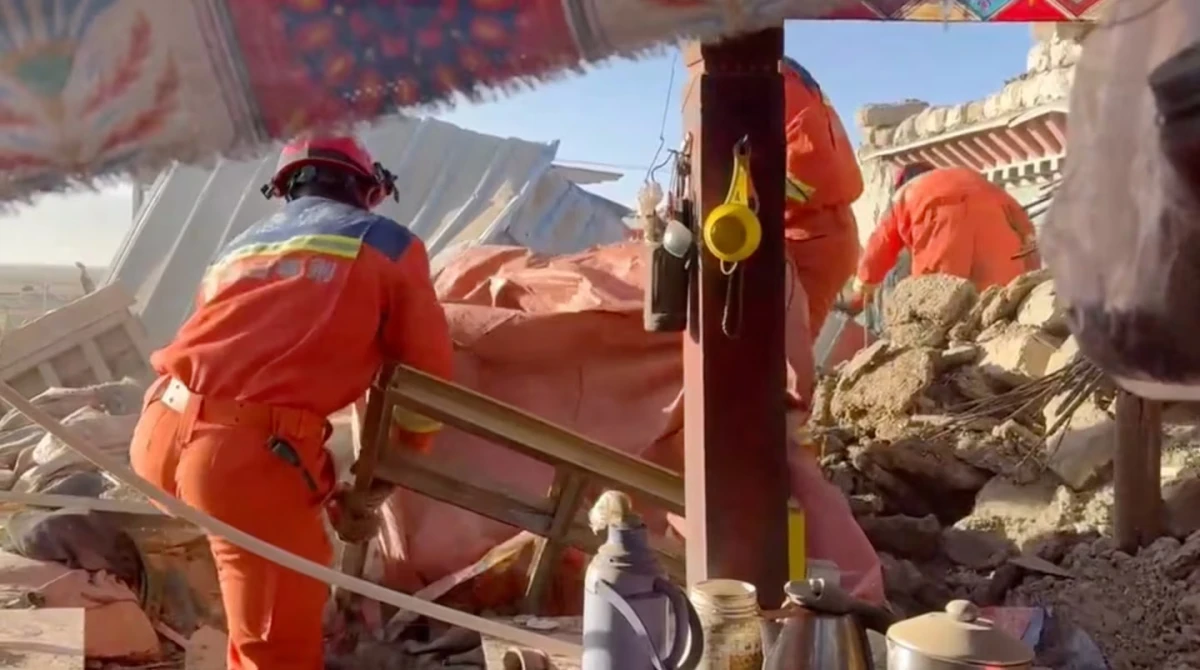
[582,491,703,670]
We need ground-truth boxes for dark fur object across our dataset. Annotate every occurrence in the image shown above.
[2,507,144,595]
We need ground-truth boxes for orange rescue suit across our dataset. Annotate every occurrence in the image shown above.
[129,196,454,670]
[858,167,1035,290]
[782,60,864,337]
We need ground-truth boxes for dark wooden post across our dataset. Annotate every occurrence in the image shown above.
[680,29,790,602]
[1114,391,1164,552]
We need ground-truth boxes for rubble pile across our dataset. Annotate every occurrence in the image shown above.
[0,379,221,665]
[812,270,1096,523]
[811,271,1200,669]
[0,379,143,496]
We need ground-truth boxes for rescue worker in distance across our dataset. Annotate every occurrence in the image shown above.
[846,161,1037,313]
[781,56,864,337]
[129,135,454,670]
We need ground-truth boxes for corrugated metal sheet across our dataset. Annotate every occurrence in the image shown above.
[106,116,632,348]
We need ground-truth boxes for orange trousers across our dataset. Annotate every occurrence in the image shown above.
[130,381,336,670]
[785,205,860,338]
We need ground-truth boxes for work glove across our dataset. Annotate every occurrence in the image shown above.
[838,279,877,317]
[327,482,395,544]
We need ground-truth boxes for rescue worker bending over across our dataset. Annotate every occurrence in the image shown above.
[847,162,1037,313]
[129,135,454,670]
[781,56,864,337]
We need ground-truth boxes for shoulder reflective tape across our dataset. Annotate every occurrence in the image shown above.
[216,234,363,269]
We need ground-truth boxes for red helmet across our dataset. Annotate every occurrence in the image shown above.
[263,135,397,209]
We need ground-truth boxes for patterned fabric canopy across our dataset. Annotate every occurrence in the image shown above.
[0,0,1105,201]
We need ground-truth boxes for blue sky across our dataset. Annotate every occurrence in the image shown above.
[1,20,1035,266]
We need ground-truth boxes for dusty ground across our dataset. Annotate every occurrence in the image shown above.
[0,264,99,332]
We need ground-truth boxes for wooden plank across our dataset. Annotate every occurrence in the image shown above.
[0,285,135,371]
[120,317,155,364]
[376,452,557,535]
[523,471,587,613]
[336,366,394,607]
[1,311,134,380]
[375,451,685,582]
[0,608,86,670]
[36,362,61,388]
[387,366,684,515]
[1141,399,1165,544]
[80,340,115,382]
[1114,392,1165,552]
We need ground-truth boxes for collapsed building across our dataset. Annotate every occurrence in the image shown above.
[4,20,1189,670]
[809,271,1200,670]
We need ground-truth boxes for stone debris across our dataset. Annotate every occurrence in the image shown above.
[1044,397,1118,491]
[0,608,85,669]
[1017,279,1069,336]
[811,271,1200,669]
[0,379,214,667]
[977,325,1059,386]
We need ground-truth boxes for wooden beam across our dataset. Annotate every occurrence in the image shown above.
[523,471,588,612]
[385,365,684,514]
[682,28,790,602]
[927,144,964,169]
[976,133,1018,163]
[914,148,948,169]
[987,131,1027,162]
[1044,114,1068,149]
[966,135,1005,165]
[1020,123,1058,155]
[951,138,992,169]
[374,450,685,582]
[1114,392,1165,552]
[1002,127,1038,158]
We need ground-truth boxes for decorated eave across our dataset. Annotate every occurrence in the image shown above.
[853,24,1089,194]
[862,101,1068,187]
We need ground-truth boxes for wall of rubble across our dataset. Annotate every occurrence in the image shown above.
[849,24,1089,246]
[808,272,1200,669]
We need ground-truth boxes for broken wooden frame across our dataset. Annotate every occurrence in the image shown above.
[0,284,153,401]
[369,365,687,612]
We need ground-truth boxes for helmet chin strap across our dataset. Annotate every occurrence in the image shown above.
[263,163,396,209]
[372,162,399,203]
